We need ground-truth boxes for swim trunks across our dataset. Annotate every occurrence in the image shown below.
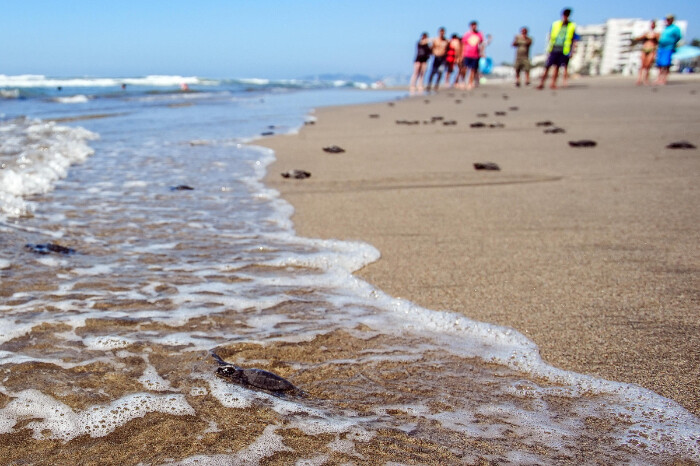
[463,57,479,70]
[546,51,569,68]
[656,47,674,68]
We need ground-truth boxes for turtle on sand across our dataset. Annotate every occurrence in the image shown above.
[210,351,305,396]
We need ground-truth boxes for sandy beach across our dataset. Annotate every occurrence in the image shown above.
[263,76,700,416]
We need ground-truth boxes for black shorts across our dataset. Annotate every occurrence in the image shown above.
[546,51,570,68]
[463,57,479,70]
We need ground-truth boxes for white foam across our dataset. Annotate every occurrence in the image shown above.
[204,376,253,410]
[71,264,113,276]
[0,89,20,99]
[131,242,179,253]
[83,335,135,350]
[0,118,99,217]
[123,180,148,188]
[138,356,174,392]
[295,455,329,466]
[34,256,65,267]
[0,259,11,269]
[231,425,291,464]
[0,74,207,88]
[0,389,194,440]
[53,94,90,104]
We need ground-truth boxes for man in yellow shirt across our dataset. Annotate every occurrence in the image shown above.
[537,8,577,90]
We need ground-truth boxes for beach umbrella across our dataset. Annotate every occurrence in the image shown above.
[673,45,700,61]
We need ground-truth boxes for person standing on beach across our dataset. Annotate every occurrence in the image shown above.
[426,28,449,92]
[513,27,533,87]
[655,15,682,85]
[444,34,462,88]
[635,20,660,85]
[537,8,577,90]
[410,32,432,94]
[560,31,580,88]
[462,21,485,90]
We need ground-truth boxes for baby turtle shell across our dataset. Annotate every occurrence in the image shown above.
[211,351,302,395]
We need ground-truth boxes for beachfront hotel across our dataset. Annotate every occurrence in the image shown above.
[565,17,688,76]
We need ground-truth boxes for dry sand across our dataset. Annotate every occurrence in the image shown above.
[262,76,700,416]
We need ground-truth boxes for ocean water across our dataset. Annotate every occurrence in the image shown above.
[0,75,698,464]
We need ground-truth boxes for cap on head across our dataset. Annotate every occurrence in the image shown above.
[562,8,572,16]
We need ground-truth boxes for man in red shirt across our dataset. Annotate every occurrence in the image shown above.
[461,21,484,90]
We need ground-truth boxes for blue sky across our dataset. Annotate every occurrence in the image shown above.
[1,0,697,79]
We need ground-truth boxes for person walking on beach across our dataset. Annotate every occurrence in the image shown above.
[444,34,462,88]
[426,27,449,92]
[634,20,660,85]
[410,32,432,94]
[512,27,532,87]
[462,21,485,90]
[537,8,577,90]
[655,15,682,86]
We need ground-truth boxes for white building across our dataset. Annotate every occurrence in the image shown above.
[568,24,606,76]
[551,18,688,76]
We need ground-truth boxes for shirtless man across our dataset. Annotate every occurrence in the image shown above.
[426,27,449,92]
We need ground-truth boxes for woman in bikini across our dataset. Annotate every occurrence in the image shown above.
[410,32,431,94]
[443,34,461,88]
[635,20,659,86]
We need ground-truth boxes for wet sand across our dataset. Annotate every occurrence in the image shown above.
[263,76,700,416]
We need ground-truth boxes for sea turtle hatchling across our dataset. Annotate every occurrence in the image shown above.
[210,351,304,396]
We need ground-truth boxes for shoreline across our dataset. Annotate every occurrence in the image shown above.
[262,75,700,415]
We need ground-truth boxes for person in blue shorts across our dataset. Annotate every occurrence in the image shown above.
[655,14,682,85]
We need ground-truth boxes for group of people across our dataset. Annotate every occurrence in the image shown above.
[537,9,683,89]
[409,22,492,93]
[410,8,684,93]
[634,14,683,86]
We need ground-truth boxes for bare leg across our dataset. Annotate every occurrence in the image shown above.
[409,62,421,93]
[537,66,551,89]
[467,68,477,89]
[550,66,560,89]
[416,62,427,92]
[641,53,654,85]
[515,69,521,87]
[525,69,531,86]
[457,66,467,89]
[561,65,569,87]
[430,68,443,91]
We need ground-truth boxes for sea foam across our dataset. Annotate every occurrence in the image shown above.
[0,118,98,217]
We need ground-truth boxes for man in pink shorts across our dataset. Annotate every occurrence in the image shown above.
[461,21,484,90]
